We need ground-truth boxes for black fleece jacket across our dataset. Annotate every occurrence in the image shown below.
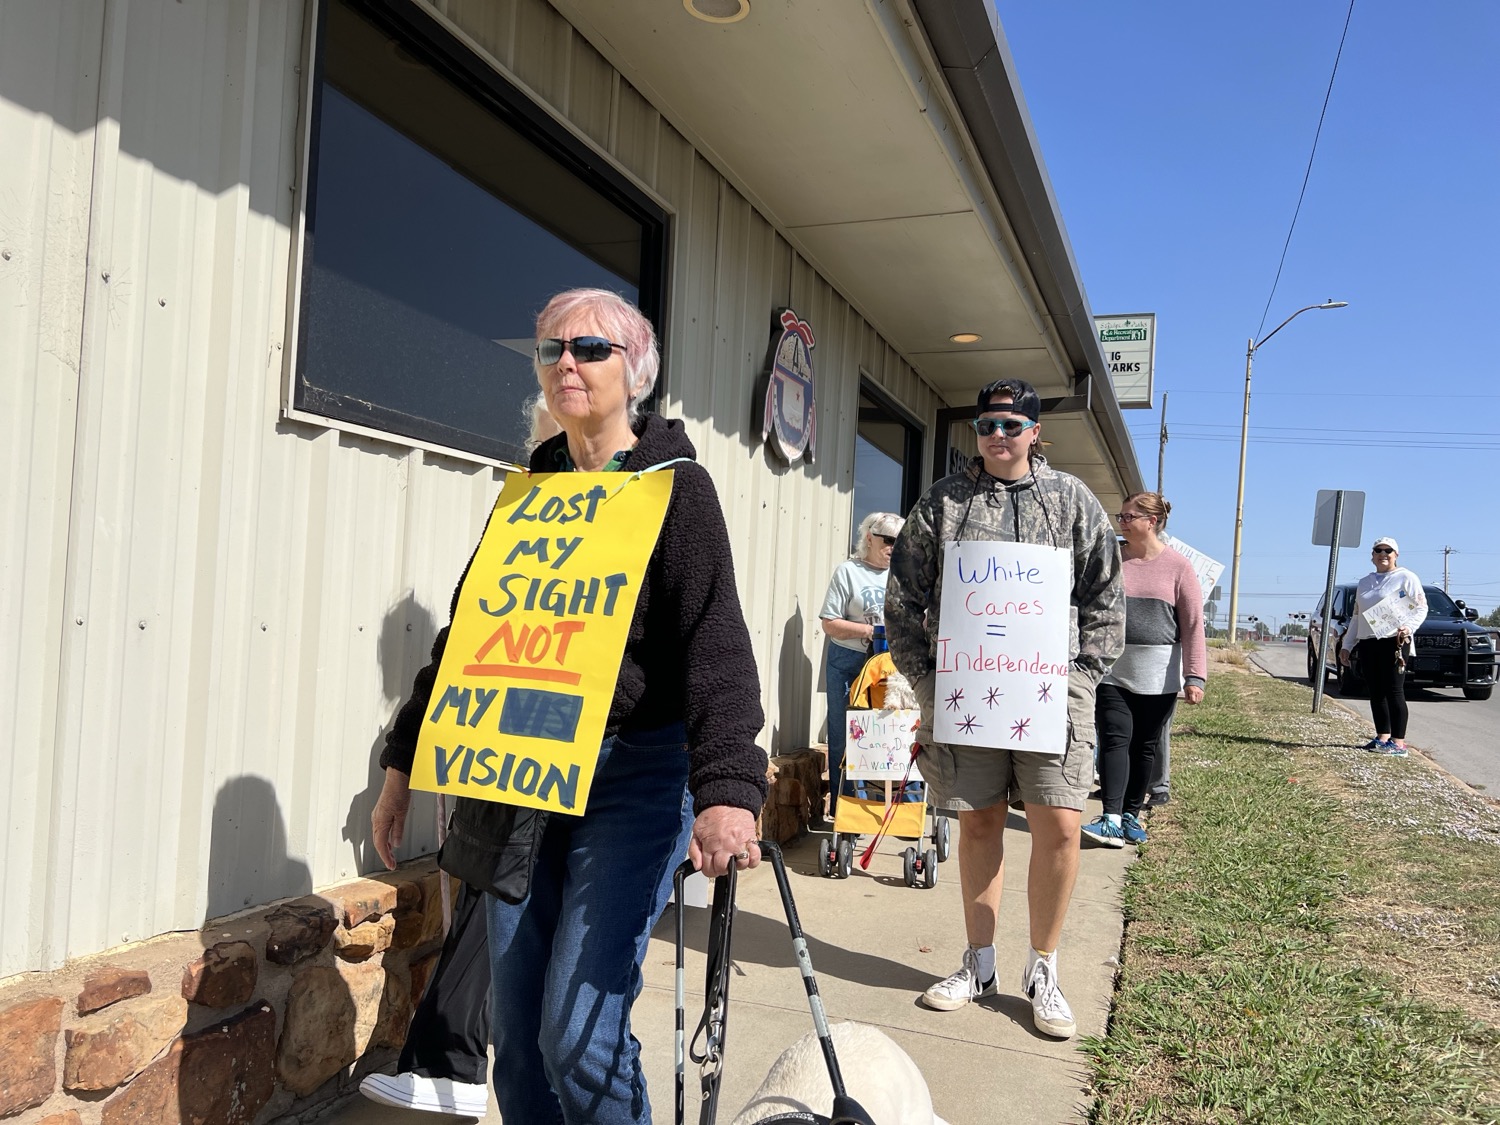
[381,413,767,815]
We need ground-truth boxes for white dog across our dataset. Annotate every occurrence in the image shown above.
[730,1022,951,1125]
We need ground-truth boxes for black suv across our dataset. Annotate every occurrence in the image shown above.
[1308,584,1496,701]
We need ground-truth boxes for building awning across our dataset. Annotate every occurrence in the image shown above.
[548,0,1144,509]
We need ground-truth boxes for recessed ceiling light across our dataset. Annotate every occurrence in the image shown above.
[949,332,982,344]
[684,0,750,23]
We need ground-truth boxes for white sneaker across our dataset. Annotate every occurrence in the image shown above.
[920,947,997,1011]
[359,1072,489,1116]
[1022,953,1076,1039]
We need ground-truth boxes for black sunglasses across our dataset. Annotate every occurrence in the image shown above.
[970,417,1038,438]
[1372,547,1395,555]
[875,534,898,546]
[535,336,629,365]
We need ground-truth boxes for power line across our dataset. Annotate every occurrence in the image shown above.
[1254,0,1357,340]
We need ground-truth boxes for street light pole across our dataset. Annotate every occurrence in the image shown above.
[1226,300,1348,645]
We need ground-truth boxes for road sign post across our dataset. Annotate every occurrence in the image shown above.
[1311,489,1365,713]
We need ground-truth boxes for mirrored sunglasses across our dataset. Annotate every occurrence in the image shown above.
[970,417,1037,438]
[535,336,629,365]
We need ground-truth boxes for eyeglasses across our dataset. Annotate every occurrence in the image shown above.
[1372,547,1395,555]
[875,534,897,546]
[1115,512,1152,524]
[535,336,629,365]
[970,417,1038,438]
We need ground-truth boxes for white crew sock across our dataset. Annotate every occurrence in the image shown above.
[971,943,996,982]
[1105,813,1122,827]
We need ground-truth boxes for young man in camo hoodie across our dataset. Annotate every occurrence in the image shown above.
[885,377,1124,1039]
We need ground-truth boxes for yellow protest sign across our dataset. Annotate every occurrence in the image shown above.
[409,470,674,815]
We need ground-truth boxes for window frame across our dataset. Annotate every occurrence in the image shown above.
[281,0,671,466]
[854,372,926,518]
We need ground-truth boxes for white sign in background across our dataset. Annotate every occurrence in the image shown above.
[844,709,925,781]
[934,541,1071,752]
[1095,313,1156,408]
[1159,533,1225,608]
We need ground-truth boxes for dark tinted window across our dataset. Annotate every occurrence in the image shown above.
[851,382,923,550]
[1424,587,1461,617]
[295,0,666,462]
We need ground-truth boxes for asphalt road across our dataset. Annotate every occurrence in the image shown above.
[1251,640,1500,794]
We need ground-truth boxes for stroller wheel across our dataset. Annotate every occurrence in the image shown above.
[818,839,832,878]
[836,835,854,879]
[923,848,939,888]
[902,846,916,887]
[935,815,951,863]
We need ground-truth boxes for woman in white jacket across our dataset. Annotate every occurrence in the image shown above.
[1339,536,1427,756]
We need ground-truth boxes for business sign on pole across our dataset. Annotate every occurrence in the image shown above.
[409,471,673,815]
[1159,534,1225,607]
[1095,313,1155,408]
[933,542,1071,752]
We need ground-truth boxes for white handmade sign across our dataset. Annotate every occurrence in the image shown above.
[934,542,1071,752]
[1362,590,1425,639]
[1159,533,1224,607]
[844,709,924,781]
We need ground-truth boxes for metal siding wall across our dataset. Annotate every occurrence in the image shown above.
[3,0,950,976]
[0,0,105,979]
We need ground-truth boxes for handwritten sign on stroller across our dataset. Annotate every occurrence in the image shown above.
[934,542,1070,752]
[844,709,925,781]
[409,471,673,815]
[1362,590,1426,640]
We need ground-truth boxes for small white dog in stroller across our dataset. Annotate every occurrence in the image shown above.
[730,1022,951,1125]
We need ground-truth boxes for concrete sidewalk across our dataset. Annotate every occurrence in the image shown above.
[329,816,1131,1124]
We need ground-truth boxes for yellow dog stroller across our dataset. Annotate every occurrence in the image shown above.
[817,649,952,886]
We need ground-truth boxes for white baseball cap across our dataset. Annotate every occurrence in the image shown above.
[1373,536,1399,553]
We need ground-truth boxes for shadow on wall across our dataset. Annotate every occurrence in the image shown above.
[175,777,321,1122]
[206,775,314,924]
[345,592,440,875]
[774,602,813,754]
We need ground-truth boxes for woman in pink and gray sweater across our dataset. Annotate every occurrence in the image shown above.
[1081,492,1206,848]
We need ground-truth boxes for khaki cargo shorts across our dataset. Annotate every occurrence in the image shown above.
[913,671,1096,812]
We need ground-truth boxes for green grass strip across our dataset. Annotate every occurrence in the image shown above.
[1084,673,1500,1124]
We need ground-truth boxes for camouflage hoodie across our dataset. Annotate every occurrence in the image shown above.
[886,456,1125,740]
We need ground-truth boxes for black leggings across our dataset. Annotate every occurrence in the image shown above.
[1357,636,1408,740]
[1095,683,1179,817]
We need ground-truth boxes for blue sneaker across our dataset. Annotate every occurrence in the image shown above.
[1121,813,1148,845]
[1080,816,1125,848]
[1378,741,1409,757]
[1361,738,1385,751]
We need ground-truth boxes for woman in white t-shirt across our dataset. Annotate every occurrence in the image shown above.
[1339,536,1427,756]
[819,511,904,818]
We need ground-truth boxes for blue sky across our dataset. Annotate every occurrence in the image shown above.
[998,1,1500,628]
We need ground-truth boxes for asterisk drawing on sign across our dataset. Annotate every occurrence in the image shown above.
[984,686,1003,709]
[957,714,979,735]
[1037,682,1053,703]
[944,687,965,711]
[1010,717,1032,741]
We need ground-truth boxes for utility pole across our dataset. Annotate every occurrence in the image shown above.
[1157,391,1168,495]
[1443,545,1455,593]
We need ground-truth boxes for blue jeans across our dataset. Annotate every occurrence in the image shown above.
[485,726,694,1125]
[825,642,869,817]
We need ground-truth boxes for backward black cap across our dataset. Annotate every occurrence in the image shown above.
[976,378,1041,421]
